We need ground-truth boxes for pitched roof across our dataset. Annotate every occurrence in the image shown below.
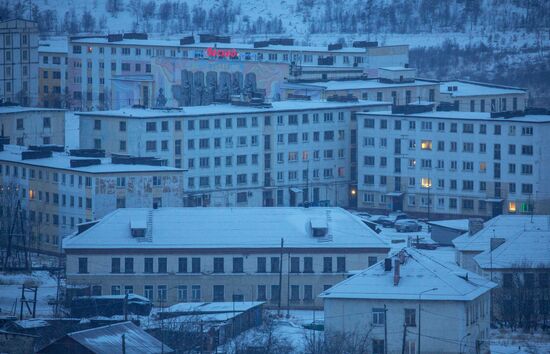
[320,247,496,301]
[66,321,173,354]
[453,215,550,252]
[63,207,389,250]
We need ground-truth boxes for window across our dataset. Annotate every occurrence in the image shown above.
[336,257,346,272]
[271,285,280,303]
[373,308,385,325]
[214,257,224,273]
[111,258,121,273]
[323,257,333,273]
[257,285,267,301]
[78,258,88,273]
[178,257,187,273]
[43,117,51,128]
[257,257,267,273]
[405,308,416,326]
[177,285,188,302]
[368,256,378,267]
[144,257,154,273]
[420,140,432,150]
[304,257,313,273]
[270,257,280,273]
[372,339,385,354]
[191,257,201,273]
[125,258,134,273]
[158,285,167,302]
[213,285,224,302]
[146,122,157,132]
[233,257,244,273]
[158,258,167,273]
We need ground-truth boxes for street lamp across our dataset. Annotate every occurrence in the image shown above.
[460,333,471,354]
[418,287,438,354]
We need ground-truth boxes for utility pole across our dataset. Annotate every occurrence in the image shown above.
[122,334,126,354]
[124,293,128,321]
[401,324,407,354]
[418,288,437,354]
[384,304,388,354]
[277,238,284,316]
[286,251,290,318]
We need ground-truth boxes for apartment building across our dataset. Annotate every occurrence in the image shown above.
[0,105,65,146]
[356,110,550,218]
[66,33,408,110]
[0,19,39,106]
[38,40,68,108]
[321,248,496,354]
[63,207,390,308]
[440,80,527,113]
[78,99,391,208]
[282,67,440,104]
[0,144,184,254]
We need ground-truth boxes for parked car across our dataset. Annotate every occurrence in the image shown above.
[388,211,408,222]
[374,212,409,228]
[354,212,372,219]
[395,219,423,232]
[375,217,395,228]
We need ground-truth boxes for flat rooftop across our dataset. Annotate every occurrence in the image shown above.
[359,110,550,123]
[0,106,66,114]
[38,39,68,54]
[63,207,390,250]
[76,100,390,119]
[285,78,438,91]
[440,80,526,97]
[0,145,182,174]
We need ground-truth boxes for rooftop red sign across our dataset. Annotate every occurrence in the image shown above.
[206,47,238,58]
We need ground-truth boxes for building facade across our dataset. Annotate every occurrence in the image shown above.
[321,248,496,354]
[0,106,65,146]
[63,207,390,309]
[439,80,527,113]
[38,40,68,108]
[356,110,550,218]
[0,19,39,106]
[78,100,391,208]
[0,144,184,253]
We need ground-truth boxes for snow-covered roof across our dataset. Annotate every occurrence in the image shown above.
[166,301,264,314]
[379,66,416,71]
[440,80,526,97]
[453,215,550,252]
[38,40,68,54]
[285,78,437,91]
[0,145,182,174]
[70,37,380,54]
[63,207,390,250]
[76,100,389,119]
[474,229,550,270]
[427,219,469,231]
[66,321,173,353]
[360,110,550,123]
[0,106,65,114]
[320,247,496,301]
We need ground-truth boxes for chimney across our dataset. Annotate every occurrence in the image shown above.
[490,237,506,251]
[384,258,392,271]
[468,218,484,235]
[393,259,400,286]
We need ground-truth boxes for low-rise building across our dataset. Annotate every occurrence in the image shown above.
[356,110,550,218]
[38,40,68,108]
[427,219,470,246]
[439,80,527,113]
[63,207,390,308]
[320,247,496,354]
[0,106,66,146]
[78,99,391,208]
[0,144,184,254]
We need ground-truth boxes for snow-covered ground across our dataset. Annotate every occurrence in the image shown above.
[0,271,59,317]
[490,329,550,354]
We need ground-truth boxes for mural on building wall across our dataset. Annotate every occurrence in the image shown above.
[152,58,288,107]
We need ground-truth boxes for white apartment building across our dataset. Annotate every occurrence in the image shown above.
[78,100,391,208]
[440,80,527,113]
[38,40,68,108]
[356,110,550,218]
[66,33,408,110]
[63,207,390,308]
[320,247,496,354]
[0,106,65,146]
[0,144,184,254]
[0,19,39,106]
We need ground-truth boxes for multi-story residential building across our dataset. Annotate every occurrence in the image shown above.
[63,207,390,308]
[440,80,527,113]
[281,67,440,104]
[357,110,550,218]
[78,99,391,208]
[0,106,65,146]
[453,215,550,327]
[38,40,68,108]
[0,144,184,254]
[0,19,39,106]
[66,33,408,110]
[320,247,496,354]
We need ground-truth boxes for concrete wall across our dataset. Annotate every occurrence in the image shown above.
[0,109,65,146]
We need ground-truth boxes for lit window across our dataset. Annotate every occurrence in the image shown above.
[479,162,486,172]
[508,202,516,213]
[421,178,432,188]
[420,140,432,150]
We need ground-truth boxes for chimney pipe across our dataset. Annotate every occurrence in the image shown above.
[384,258,392,271]
[468,218,484,235]
[393,259,400,286]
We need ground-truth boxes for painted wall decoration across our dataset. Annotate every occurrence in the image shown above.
[152,58,289,107]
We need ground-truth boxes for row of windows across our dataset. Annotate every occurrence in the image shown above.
[15,117,51,130]
[41,55,66,65]
[0,206,85,229]
[363,118,533,136]
[77,255,368,274]
[0,165,92,186]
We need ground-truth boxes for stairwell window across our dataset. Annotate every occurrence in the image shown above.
[405,308,416,326]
